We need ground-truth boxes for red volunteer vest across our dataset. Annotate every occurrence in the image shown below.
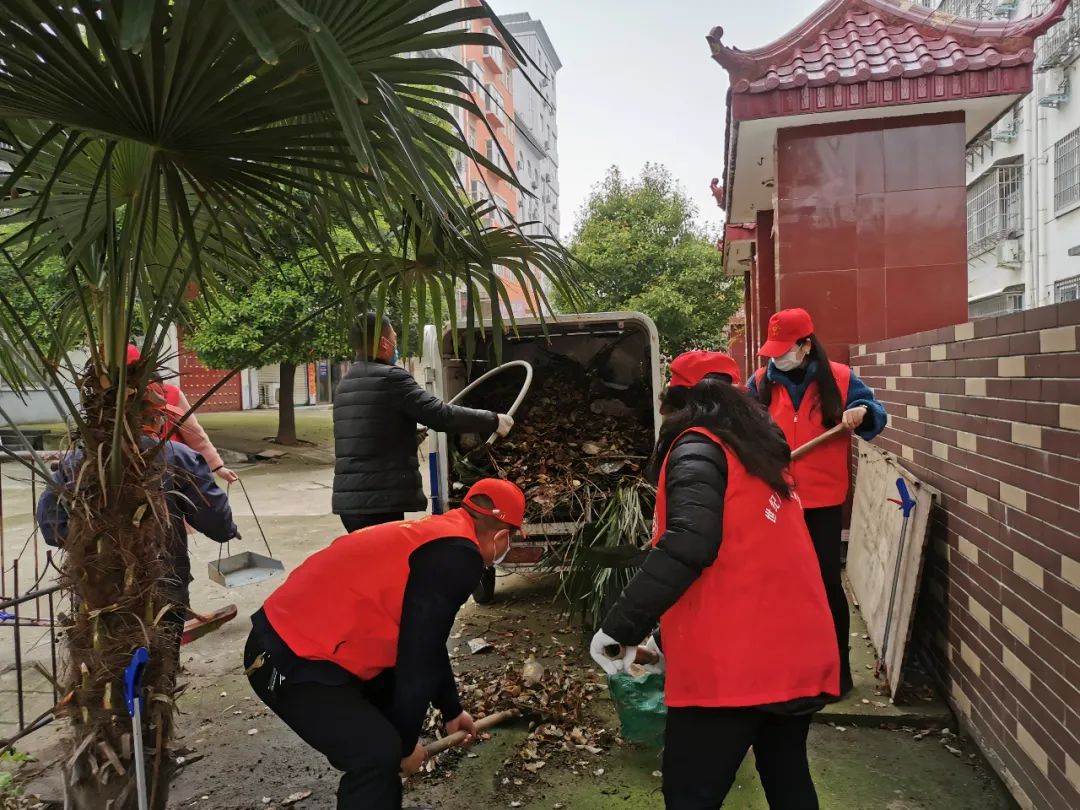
[754,361,852,508]
[656,428,839,707]
[159,384,190,447]
[264,510,481,680]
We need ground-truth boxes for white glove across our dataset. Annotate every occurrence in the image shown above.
[589,630,637,676]
[495,414,514,438]
[641,634,665,675]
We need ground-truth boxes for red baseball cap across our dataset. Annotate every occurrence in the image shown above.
[143,382,167,412]
[464,478,527,530]
[669,351,742,387]
[758,308,815,358]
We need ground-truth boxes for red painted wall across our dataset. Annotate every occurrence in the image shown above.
[774,113,969,364]
[751,209,776,374]
[177,331,242,412]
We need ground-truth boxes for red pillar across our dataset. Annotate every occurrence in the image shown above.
[745,266,757,382]
[752,210,776,372]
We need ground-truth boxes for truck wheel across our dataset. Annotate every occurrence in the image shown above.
[473,566,496,604]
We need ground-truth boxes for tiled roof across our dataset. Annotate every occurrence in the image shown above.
[709,0,1071,94]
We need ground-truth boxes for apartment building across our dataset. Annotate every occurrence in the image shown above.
[503,13,562,240]
[938,0,1080,316]
[426,2,562,318]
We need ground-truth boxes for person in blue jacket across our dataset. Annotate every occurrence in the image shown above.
[748,308,887,695]
[37,382,239,662]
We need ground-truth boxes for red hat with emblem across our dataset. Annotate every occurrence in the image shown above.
[669,351,742,387]
[758,308,815,358]
[464,478,527,531]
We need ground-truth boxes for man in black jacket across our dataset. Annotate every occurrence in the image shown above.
[332,313,513,531]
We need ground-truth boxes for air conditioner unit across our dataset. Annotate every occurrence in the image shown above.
[993,0,1017,17]
[996,238,1021,267]
[991,115,1018,142]
[1039,67,1069,108]
[258,383,280,407]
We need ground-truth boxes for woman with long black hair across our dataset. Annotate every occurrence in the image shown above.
[748,308,887,695]
[591,351,839,810]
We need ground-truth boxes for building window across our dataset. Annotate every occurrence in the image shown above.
[482,27,497,58]
[466,60,481,94]
[1056,274,1080,302]
[484,139,506,172]
[484,84,503,126]
[932,0,996,20]
[1054,129,1080,212]
[1036,0,1080,69]
[967,162,1023,256]
[968,288,1025,320]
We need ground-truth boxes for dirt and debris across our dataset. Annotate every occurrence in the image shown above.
[418,593,621,801]
[452,351,654,522]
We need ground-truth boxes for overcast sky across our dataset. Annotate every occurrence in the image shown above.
[487,0,818,239]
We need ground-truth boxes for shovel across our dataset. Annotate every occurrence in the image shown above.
[208,476,285,588]
[123,647,150,810]
[875,477,917,690]
[422,708,520,757]
[181,604,238,645]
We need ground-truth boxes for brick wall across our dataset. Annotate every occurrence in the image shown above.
[850,301,1079,810]
[176,330,242,412]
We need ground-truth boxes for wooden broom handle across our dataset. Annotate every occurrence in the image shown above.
[423,709,520,756]
[790,424,849,461]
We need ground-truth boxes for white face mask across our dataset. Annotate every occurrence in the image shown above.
[491,529,512,566]
[773,347,803,372]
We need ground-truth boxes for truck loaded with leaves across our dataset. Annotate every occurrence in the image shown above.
[426,313,660,620]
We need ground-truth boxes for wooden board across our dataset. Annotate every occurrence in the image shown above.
[847,439,938,701]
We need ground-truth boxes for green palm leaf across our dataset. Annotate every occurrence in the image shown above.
[0,17,584,803]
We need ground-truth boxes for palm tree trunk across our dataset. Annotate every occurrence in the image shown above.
[276,362,298,445]
[61,372,177,810]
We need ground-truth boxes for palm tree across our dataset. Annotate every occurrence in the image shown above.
[0,2,580,807]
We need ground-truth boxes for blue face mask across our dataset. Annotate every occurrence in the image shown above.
[391,344,401,365]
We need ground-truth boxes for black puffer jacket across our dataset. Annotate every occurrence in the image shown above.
[601,432,728,645]
[332,360,498,515]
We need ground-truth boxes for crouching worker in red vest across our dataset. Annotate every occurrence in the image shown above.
[591,351,839,810]
[244,478,525,810]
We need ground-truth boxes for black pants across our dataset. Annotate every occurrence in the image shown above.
[803,505,852,693]
[340,512,405,533]
[244,632,403,809]
[663,707,817,809]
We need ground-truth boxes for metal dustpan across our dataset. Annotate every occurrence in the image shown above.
[209,549,283,587]
[209,477,285,588]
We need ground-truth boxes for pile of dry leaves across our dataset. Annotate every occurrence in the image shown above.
[453,352,654,522]
[422,615,616,782]
[423,659,612,780]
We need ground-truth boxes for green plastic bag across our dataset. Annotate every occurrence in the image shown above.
[608,671,667,747]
